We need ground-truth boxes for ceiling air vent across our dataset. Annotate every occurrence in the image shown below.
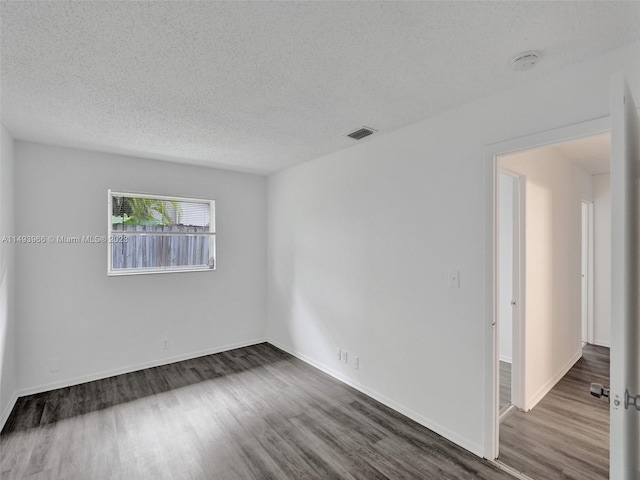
[347,126,376,140]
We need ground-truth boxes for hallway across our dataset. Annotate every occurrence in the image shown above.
[499,344,610,479]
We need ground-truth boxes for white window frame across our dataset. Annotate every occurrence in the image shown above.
[107,190,216,276]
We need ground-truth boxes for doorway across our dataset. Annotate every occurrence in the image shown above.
[491,131,611,479]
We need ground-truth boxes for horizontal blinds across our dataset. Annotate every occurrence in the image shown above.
[111,193,214,234]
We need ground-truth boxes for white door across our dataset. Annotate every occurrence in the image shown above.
[610,72,640,479]
[581,200,593,345]
[497,172,524,412]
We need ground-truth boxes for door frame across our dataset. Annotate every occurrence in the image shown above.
[482,115,611,460]
[609,72,640,479]
[581,199,595,345]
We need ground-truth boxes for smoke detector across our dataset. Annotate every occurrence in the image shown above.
[510,51,540,71]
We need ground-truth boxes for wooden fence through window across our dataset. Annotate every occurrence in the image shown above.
[111,225,211,269]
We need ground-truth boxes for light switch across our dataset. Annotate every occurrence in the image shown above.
[449,270,460,288]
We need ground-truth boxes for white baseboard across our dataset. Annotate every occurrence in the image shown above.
[15,337,267,398]
[526,348,583,411]
[9,337,485,459]
[0,391,19,431]
[267,339,484,458]
[592,338,611,348]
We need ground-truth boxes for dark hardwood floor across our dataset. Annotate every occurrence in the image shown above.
[499,344,610,480]
[1,343,513,480]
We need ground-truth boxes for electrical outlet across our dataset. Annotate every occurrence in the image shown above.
[353,356,359,370]
[162,339,169,350]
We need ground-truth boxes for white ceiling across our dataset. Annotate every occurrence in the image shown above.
[501,133,611,175]
[1,2,639,175]
[549,133,611,175]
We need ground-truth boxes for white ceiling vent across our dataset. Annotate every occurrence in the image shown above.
[510,51,541,71]
[347,127,376,140]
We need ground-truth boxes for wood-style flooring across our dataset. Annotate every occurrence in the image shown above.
[499,344,610,480]
[1,343,514,480]
[499,361,511,411]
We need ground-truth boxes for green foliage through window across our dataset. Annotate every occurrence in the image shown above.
[112,196,181,226]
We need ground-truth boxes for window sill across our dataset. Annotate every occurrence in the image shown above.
[107,266,215,276]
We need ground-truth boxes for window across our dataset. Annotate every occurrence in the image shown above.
[108,190,215,275]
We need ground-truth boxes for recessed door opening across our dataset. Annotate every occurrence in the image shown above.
[494,132,612,479]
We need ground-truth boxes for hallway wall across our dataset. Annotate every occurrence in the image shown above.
[499,148,593,410]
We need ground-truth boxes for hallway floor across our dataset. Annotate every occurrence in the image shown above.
[499,344,610,480]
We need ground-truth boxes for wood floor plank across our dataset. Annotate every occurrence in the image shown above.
[499,344,610,480]
[2,343,514,480]
[499,361,511,410]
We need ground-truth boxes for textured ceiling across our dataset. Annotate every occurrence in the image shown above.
[1,1,639,175]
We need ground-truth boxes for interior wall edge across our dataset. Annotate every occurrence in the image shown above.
[267,338,485,458]
[525,347,583,411]
[0,391,18,432]
[0,124,16,434]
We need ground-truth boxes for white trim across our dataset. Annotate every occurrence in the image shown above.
[108,264,215,276]
[268,339,484,458]
[524,348,583,411]
[15,338,266,398]
[489,460,538,480]
[587,199,595,345]
[483,114,611,460]
[498,404,517,423]
[512,174,526,411]
[109,190,215,206]
[485,115,611,158]
[581,199,596,345]
[0,391,19,431]
[107,189,216,276]
[482,141,499,459]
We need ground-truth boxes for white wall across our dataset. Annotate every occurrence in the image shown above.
[593,173,611,347]
[14,142,267,394]
[267,42,639,455]
[0,125,17,427]
[500,149,593,410]
[498,173,513,363]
